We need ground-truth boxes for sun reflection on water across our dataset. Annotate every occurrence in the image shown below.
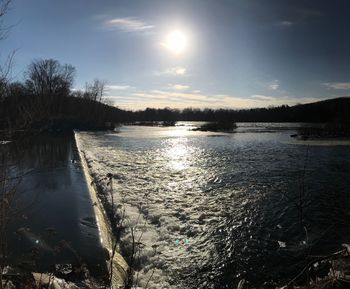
[163,138,193,171]
[161,125,196,137]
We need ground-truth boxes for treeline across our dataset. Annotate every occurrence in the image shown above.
[1,58,350,138]
[126,97,350,123]
[0,59,129,137]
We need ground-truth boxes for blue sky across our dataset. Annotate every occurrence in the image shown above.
[2,0,350,109]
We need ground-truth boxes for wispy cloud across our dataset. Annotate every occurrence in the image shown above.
[269,84,279,90]
[279,21,294,27]
[268,80,280,90]
[322,82,350,90]
[251,94,276,101]
[105,88,328,110]
[173,67,186,75]
[278,8,322,28]
[257,80,280,91]
[155,67,187,76]
[106,17,154,31]
[106,85,131,90]
[171,84,190,91]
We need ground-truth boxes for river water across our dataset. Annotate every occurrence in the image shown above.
[75,123,350,288]
[2,133,108,278]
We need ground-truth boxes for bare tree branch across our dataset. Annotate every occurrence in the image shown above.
[84,79,106,102]
[25,59,75,98]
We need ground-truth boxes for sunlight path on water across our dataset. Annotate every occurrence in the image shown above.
[76,123,350,289]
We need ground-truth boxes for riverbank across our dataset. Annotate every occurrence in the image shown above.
[280,243,350,288]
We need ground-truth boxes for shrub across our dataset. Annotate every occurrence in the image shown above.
[194,121,237,132]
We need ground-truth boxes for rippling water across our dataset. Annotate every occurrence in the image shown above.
[76,123,350,289]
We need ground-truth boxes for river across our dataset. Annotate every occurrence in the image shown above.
[2,133,108,279]
[76,122,350,289]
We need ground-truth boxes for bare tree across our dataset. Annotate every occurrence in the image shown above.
[84,78,105,102]
[71,89,84,98]
[0,0,11,41]
[102,97,114,106]
[25,59,75,98]
[0,0,12,102]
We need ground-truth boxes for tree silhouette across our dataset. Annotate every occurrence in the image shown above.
[84,78,106,102]
[25,59,75,98]
[0,0,13,102]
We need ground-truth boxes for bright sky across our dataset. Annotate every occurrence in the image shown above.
[2,0,350,110]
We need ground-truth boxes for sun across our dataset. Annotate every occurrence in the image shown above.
[164,30,188,55]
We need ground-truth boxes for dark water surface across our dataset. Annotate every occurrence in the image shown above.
[2,133,107,277]
[76,123,350,288]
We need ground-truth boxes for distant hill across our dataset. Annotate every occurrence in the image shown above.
[229,97,350,123]
[127,97,350,123]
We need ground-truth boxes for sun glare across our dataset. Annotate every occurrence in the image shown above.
[164,30,188,55]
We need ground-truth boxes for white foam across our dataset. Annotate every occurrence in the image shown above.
[75,130,245,288]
